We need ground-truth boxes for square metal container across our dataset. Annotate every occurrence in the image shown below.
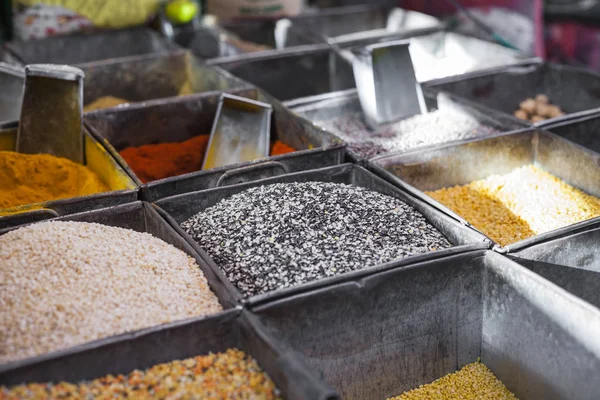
[84,88,344,202]
[251,250,600,400]
[0,121,137,226]
[209,44,356,101]
[287,5,442,46]
[0,304,339,400]
[154,163,490,306]
[423,60,600,126]
[4,27,179,65]
[79,50,250,109]
[288,89,528,163]
[508,221,600,311]
[369,128,600,250]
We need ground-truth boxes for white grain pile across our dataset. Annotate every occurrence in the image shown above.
[0,221,223,364]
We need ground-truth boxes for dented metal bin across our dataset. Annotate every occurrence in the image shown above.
[84,88,344,201]
[79,50,250,110]
[154,163,490,306]
[369,128,600,248]
[4,28,179,65]
[0,63,24,124]
[251,250,600,400]
[209,44,356,101]
[0,305,339,400]
[288,89,528,163]
[508,222,600,311]
[0,121,137,225]
[423,60,600,125]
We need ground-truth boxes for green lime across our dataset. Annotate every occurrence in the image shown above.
[165,0,199,24]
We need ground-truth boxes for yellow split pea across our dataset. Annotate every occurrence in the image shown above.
[426,165,600,246]
[389,361,517,400]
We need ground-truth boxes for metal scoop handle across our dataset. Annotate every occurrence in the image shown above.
[16,64,85,164]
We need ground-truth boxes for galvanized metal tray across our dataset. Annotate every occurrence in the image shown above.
[508,221,600,311]
[287,4,442,46]
[251,249,600,400]
[0,62,23,125]
[79,50,250,110]
[84,88,344,202]
[209,43,356,101]
[0,121,137,227]
[369,127,600,250]
[4,27,180,65]
[154,163,490,306]
[288,89,528,164]
[0,303,339,400]
[423,60,600,126]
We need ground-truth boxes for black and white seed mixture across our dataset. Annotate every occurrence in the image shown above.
[181,182,452,297]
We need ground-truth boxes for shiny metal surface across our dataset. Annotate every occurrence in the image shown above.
[0,62,24,124]
[253,250,600,400]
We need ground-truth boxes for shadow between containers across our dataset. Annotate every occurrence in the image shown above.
[250,249,600,400]
[368,126,600,252]
[422,59,600,128]
[153,163,491,307]
[0,305,339,400]
[83,87,345,202]
[0,121,138,229]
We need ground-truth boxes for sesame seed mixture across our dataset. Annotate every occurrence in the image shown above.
[181,182,452,297]
[315,110,499,159]
[426,165,600,246]
[388,361,518,400]
[0,221,223,364]
[2,348,281,400]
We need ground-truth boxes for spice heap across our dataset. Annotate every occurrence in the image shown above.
[426,165,600,246]
[120,137,296,183]
[181,182,451,297]
[84,96,130,112]
[514,94,565,123]
[315,110,499,159]
[2,349,281,400]
[389,361,517,400]
[0,221,222,363]
[0,151,109,211]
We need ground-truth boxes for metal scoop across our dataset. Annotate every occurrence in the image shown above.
[0,63,25,125]
[202,93,272,170]
[16,64,84,164]
[325,37,424,130]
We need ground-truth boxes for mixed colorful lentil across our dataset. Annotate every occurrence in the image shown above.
[0,221,222,363]
[314,110,499,159]
[1,349,281,400]
[181,181,451,297]
[426,164,600,246]
[389,361,517,400]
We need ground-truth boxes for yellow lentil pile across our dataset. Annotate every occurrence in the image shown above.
[1,349,281,400]
[426,165,600,246]
[389,361,517,400]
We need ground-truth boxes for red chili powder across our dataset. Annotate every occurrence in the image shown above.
[120,137,296,183]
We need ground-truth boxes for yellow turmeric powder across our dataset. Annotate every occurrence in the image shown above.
[0,151,110,210]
